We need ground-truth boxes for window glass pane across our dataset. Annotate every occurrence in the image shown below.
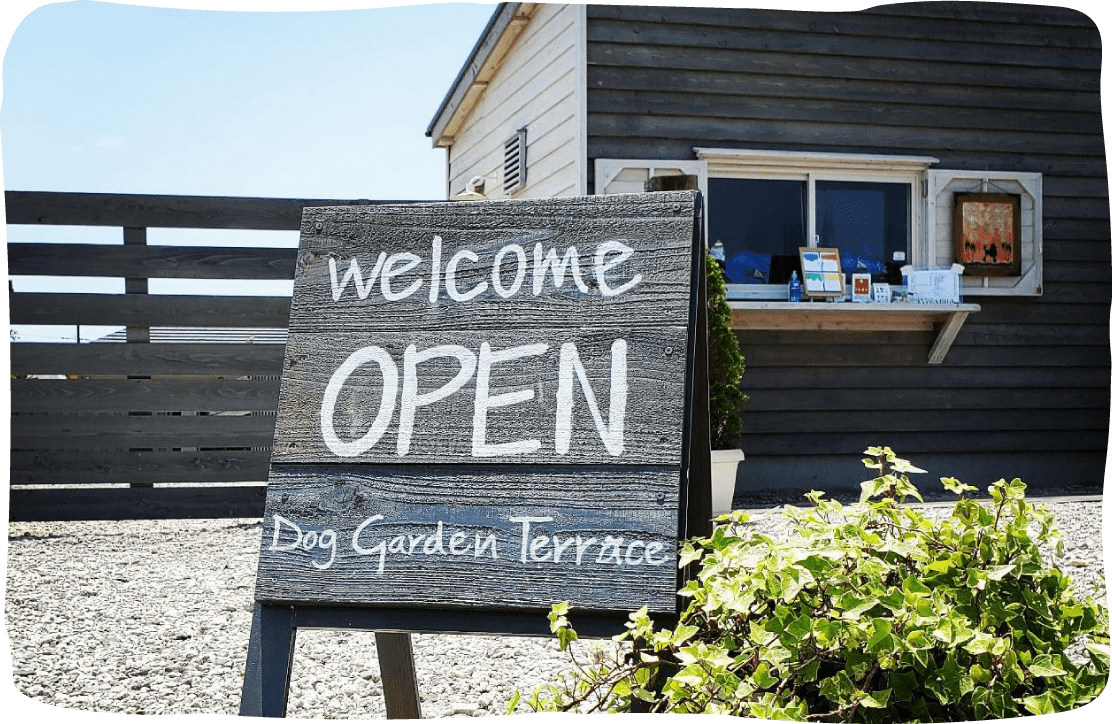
[815,181,909,284]
[708,178,805,285]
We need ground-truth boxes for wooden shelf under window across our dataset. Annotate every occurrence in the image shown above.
[727,301,980,365]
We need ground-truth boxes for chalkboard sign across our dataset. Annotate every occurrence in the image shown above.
[253,191,705,615]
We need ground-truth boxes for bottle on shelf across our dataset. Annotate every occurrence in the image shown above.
[789,270,802,302]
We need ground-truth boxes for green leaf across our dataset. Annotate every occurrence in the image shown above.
[867,619,895,654]
[902,575,932,596]
[905,629,931,650]
[840,594,880,620]
[985,564,1016,581]
[969,663,992,684]
[670,623,698,646]
[941,476,977,496]
[752,661,778,689]
[1029,654,1068,677]
[1022,691,1055,716]
[677,541,703,568]
[891,458,926,474]
[820,670,854,705]
[858,688,892,708]
[506,690,520,714]
[784,612,813,641]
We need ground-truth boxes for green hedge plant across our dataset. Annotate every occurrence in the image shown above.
[706,250,747,450]
[512,447,1109,720]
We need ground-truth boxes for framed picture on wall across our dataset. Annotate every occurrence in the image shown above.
[952,193,1021,276]
[798,247,844,298]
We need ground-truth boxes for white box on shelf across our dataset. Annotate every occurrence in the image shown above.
[908,264,963,304]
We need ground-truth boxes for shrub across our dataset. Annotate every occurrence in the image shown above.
[511,447,1109,720]
[705,250,747,450]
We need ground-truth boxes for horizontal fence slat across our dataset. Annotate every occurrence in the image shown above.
[11,378,281,413]
[742,430,1109,456]
[12,412,277,450]
[744,386,1111,412]
[8,243,297,280]
[742,365,1112,390]
[741,343,1111,368]
[744,408,1101,435]
[8,486,267,522]
[737,451,1107,497]
[10,343,286,377]
[4,191,426,230]
[9,292,292,327]
[10,449,272,485]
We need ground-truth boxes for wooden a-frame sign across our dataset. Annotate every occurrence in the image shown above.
[240,191,712,718]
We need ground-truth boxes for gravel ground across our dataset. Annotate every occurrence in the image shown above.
[4,496,1107,719]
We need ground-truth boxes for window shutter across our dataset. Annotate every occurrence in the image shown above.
[503,129,527,195]
[593,159,706,195]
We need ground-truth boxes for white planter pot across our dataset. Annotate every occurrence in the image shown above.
[711,449,746,515]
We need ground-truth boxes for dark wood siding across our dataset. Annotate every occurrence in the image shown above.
[585,2,1110,494]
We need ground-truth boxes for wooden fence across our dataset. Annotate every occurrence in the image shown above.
[7,191,416,521]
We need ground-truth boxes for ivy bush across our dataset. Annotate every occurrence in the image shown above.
[512,448,1109,720]
[706,250,747,450]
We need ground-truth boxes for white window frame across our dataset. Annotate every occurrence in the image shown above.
[695,148,937,299]
[926,169,1043,296]
[596,152,1042,300]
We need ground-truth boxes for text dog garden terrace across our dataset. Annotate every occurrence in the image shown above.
[253,192,702,613]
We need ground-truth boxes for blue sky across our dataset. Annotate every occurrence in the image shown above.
[1,1,496,200]
[0,1,500,342]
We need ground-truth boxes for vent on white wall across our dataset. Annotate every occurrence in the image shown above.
[503,128,527,195]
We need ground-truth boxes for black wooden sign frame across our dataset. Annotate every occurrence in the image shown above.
[240,191,711,718]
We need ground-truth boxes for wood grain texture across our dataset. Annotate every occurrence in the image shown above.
[7,243,297,280]
[736,451,1106,498]
[271,327,688,465]
[257,192,701,615]
[580,0,1108,476]
[9,485,266,522]
[587,17,1098,72]
[287,194,696,333]
[744,386,1110,412]
[253,465,681,613]
[741,430,1109,457]
[11,412,276,450]
[3,191,419,230]
[586,42,1099,93]
[10,343,286,377]
[9,292,292,327]
[590,88,1103,136]
[10,378,280,413]
[586,3,1099,48]
[745,408,1098,435]
[587,66,1101,116]
[10,449,272,485]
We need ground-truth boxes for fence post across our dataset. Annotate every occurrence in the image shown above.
[124,226,154,489]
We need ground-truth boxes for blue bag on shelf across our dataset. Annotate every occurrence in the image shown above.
[725,251,771,284]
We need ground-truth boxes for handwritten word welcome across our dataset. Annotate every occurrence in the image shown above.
[328,237,642,303]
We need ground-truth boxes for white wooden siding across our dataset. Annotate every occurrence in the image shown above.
[447,3,581,200]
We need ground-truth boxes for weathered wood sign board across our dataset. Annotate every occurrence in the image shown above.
[252,191,704,615]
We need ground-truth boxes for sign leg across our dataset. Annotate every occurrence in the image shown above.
[375,632,422,719]
[240,603,297,717]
